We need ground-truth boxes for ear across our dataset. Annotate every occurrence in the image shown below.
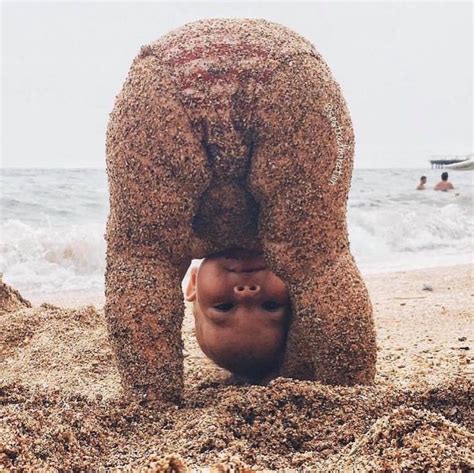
[184,267,197,302]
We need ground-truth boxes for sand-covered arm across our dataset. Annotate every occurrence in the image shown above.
[105,249,186,403]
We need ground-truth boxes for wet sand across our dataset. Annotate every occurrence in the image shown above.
[1,264,472,470]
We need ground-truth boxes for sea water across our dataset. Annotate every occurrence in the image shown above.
[1,168,473,297]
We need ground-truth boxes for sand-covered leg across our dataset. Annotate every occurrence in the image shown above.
[250,52,377,384]
[276,250,376,384]
[105,51,210,403]
[105,251,186,403]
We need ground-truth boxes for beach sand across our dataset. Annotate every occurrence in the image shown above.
[1,264,472,470]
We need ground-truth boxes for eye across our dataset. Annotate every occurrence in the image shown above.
[214,302,234,312]
[262,300,282,312]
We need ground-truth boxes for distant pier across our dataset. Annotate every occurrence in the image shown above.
[429,154,473,169]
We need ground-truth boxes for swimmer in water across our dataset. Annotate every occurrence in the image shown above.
[434,172,454,192]
[416,176,427,190]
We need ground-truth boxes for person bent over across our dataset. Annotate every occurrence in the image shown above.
[105,18,377,404]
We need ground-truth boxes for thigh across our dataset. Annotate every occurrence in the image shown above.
[106,52,212,265]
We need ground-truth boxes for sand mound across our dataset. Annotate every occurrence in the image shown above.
[1,282,473,471]
[323,407,473,471]
[0,278,31,314]
[1,304,120,399]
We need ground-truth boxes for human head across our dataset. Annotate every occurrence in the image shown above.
[420,176,427,184]
[441,172,448,181]
[185,249,290,379]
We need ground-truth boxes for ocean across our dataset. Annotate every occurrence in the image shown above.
[1,168,472,298]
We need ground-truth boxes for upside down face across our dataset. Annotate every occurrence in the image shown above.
[185,249,290,379]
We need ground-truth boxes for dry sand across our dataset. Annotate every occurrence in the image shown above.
[1,265,473,471]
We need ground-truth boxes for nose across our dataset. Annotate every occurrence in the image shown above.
[233,284,261,299]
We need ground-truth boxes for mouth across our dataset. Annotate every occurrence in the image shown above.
[227,264,267,273]
[223,253,267,273]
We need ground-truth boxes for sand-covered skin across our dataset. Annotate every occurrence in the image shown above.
[105,18,376,403]
[1,264,472,470]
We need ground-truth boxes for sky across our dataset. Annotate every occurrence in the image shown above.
[1,1,472,169]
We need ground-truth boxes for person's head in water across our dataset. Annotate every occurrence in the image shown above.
[185,249,290,380]
[434,171,454,191]
[417,175,427,190]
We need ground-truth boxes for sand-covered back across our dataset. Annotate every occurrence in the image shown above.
[1,265,473,471]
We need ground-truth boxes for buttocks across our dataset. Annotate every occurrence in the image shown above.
[144,18,317,180]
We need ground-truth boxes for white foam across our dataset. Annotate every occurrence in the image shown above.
[0,219,105,294]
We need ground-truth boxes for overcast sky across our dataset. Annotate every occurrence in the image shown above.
[1,1,472,168]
